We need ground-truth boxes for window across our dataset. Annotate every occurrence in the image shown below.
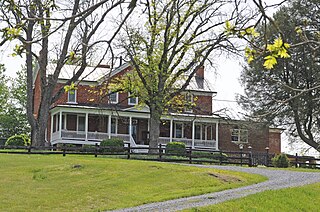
[128,92,138,105]
[109,91,118,104]
[111,118,117,134]
[195,124,201,140]
[68,90,77,103]
[185,93,193,112]
[231,128,248,143]
[175,123,183,138]
[77,116,85,131]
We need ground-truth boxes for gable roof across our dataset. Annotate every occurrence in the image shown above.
[46,64,110,82]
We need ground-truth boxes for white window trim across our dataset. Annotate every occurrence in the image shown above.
[128,92,138,105]
[231,128,248,143]
[184,93,193,113]
[67,89,77,104]
[77,115,86,132]
[109,91,118,104]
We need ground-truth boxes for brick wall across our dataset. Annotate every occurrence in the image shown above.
[268,129,281,154]
[218,122,270,152]
[194,95,212,115]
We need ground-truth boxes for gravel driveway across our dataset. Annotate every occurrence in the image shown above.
[111,164,320,212]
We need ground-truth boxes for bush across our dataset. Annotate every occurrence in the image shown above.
[192,151,228,161]
[5,134,31,146]
[100,138,124,152]
[272,153,290,168]
[166,142,186,155]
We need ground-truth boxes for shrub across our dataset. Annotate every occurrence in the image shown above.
[192,151,228,161]
[166,142,186,155]
[272,153,290,168]
[5,134,31,146]
[100,138,124,152]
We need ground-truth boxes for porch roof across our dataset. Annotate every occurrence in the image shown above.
[50,104,221,122]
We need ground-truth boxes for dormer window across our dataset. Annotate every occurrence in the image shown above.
[128,92,138,105]
[68,90,77,103]
[109,91,118,104]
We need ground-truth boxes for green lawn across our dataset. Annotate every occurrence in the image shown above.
[0,154,266,211]
[186,183,320,212]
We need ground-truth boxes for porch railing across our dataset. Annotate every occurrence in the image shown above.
[52,130,216,149]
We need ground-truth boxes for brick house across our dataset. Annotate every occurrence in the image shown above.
[33,63,281,153]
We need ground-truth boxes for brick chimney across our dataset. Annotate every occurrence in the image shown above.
[196,66,204,79]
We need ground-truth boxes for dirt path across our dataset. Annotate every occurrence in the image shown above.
[111,165,320,212]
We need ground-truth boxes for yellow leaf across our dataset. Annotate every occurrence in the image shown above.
[264,55,277,69]
[273,38,283,48]
[278,48,290,58]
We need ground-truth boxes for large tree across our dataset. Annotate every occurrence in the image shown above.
[0,0,135,146]
[113,0,255,150]
[238,0,320,152]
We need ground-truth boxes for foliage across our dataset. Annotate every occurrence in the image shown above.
[0,66,30,139]
[0,154,266,211]
[5,134,31,146]
[238,0,320,153]
[272,154,290,168]
[113,0,253,149]
[0,0,135,146]
[166,142,186,155]
[193,151,228,161]
[100,138,124,152]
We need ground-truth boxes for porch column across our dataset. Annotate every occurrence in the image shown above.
[205,125,208,141]
[59,111,62,139]
[85,113,88,141]
[192,120,195,148]
[215,122,219,150]
[50,113,54,141]
[129,116,132,141]
[170,118,173,142]
[108,114,112,139]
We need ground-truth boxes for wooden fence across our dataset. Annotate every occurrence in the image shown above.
[0,144,252,166]
[0,144,319,168]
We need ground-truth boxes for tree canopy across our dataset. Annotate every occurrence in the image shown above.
[238,0,320,152]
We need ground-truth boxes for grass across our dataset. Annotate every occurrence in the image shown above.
[185,183,320,212]
[0,154,266,211]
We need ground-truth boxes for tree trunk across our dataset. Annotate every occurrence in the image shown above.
[149,105,162,153]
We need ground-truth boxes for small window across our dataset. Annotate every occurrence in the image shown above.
[109,91,118,104]
[77,116,85,131]
[195,124,201,140]
[111,118,117,134]
[68,90,77,103]
[231,128,248,143]
[128,92,138,105]
[175,123,183,138]
[185,93,193,112]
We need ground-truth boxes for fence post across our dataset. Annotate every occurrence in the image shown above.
[95,143,98,158]
[63,144,66,157]
[28,145,31,154]
[248,151,252,167]
[240,149,243,166]
[295,153,298,168]
[127,143,131,159]
[189,147,192,164]
[159,144,162,161]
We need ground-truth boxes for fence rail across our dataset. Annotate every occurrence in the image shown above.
[0,145,319,168]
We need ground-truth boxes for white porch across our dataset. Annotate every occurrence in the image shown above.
[49,105,219,149]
